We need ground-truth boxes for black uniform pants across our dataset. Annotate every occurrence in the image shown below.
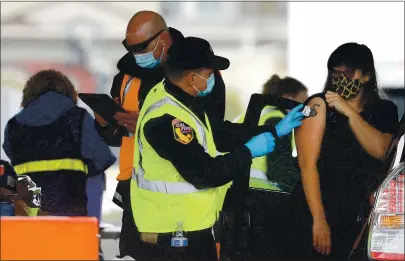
[135,228,218,261]
[113,179,141,258]
[221,189,291,261]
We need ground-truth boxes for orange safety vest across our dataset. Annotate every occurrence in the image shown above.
[116,74,140,181]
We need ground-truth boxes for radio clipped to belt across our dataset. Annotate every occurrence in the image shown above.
[171,222,188,247]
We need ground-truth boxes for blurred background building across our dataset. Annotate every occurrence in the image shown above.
[1,1,291,160]
[1,1,404,258]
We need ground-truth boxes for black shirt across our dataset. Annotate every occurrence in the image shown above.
[292,98,399,219]
[143,79,278,189]
[319,98,398,204]
[94,28,184,146]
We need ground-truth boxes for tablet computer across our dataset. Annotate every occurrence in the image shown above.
[78,93,126,123]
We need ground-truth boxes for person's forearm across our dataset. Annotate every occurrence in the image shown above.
[175,146,252,189]
[211,120,247,151]
[348,111,392,160]
[300,167,326,222]
[213,120,276,152]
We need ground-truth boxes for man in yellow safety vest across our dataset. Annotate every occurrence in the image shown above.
[129,37,304,261]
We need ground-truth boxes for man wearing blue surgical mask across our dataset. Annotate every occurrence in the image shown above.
[192,72,215,97]
[129,37,304,261]
[93,11,262,260]
[92,11,185,259]
[132,32,166,69]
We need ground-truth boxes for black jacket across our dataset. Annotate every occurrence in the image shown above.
[143,79,278,189]
[95,28,185,146]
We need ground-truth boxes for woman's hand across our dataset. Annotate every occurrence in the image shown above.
[313,218,332,255]
[325,91,356,118]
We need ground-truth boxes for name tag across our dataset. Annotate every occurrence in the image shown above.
[140,232,158,244]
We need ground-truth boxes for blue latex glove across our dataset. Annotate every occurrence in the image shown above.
[275,104,304,137]
[244,132,276,158]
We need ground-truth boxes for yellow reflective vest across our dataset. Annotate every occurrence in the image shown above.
[234,106,296,191]
[131,81,227,233]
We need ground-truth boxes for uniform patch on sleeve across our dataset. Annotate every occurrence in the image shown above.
[172,119,194,144]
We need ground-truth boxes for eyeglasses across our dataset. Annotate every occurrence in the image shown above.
[331,68,356,79]
[123,29,164,53]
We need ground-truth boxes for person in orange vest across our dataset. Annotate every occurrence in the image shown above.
[93,11,185,258]
[94,11,232,259]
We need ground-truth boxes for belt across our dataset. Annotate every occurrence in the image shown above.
[140,227,214,245]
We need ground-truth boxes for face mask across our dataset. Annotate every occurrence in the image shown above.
[133,36,165,68]
[193,73,215,97]
[331,74,365,99]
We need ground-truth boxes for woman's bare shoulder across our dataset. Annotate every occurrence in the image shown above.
[305,93,327,108]
[299,95,327,131]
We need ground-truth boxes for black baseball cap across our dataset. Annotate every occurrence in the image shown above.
[167,37,230,71]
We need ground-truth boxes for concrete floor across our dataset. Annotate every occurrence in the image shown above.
[101,239,120,260]
[101,166,123,260]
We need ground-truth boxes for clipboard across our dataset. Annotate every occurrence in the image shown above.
[78,93,126,123]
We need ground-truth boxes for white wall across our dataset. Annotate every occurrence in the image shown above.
[218,44,285,113]
[1,87,23,161]
[287,2,404,95]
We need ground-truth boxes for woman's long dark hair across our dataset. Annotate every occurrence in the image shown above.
[263,74,308,97]
[322,42,381,108]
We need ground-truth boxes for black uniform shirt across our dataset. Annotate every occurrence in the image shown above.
[142,79,279,190]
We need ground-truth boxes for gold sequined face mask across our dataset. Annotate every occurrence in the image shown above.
[331,74,365,99]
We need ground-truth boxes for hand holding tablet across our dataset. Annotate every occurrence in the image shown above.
[78,93,126,124]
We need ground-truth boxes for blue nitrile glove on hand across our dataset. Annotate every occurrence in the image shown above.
[275,104,304,137]
[244,132,276,158]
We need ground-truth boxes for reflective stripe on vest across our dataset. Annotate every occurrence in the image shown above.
[120,75,140,111]
[234,106,296,191]
[249,169,282,192]
[116,74,140,181]
[134,167,206,194]
[131,81,223,233]
[133,95,208,194]
[14,158,88,175]
[259,107,296,153]
[250,168,268,180]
